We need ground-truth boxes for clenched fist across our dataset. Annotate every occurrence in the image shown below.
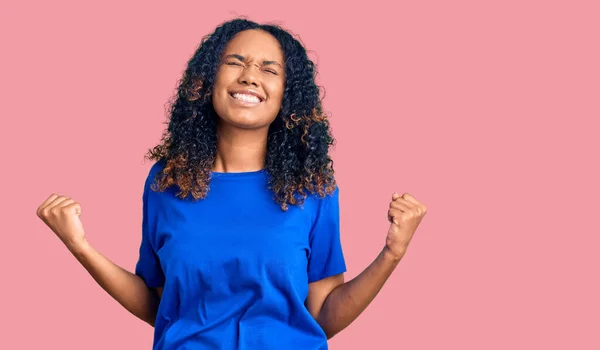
[386,192,427,260]
[36,194,86,250]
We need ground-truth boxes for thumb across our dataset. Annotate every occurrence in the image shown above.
[392,192,401,201]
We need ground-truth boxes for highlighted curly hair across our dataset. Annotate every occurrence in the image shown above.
[145,18,336,211]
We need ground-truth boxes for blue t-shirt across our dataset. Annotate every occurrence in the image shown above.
[135,161,346,349]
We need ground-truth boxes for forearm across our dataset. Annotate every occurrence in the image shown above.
[317,247,403,338]
[68,240,160,326]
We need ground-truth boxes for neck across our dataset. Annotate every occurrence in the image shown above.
[213,122,269,173]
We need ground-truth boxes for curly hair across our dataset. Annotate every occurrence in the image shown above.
[145,18,337,211]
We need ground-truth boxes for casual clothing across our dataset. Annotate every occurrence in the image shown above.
[135,160,346,349]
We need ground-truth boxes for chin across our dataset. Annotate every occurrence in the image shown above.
[221,114,270,130]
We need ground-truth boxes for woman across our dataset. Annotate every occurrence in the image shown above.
[36,18,427,349]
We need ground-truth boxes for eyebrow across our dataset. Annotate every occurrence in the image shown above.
[223,54,283,68]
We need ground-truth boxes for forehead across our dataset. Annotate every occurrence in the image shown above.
[223,29,284,62]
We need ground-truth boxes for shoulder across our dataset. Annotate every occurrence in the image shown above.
[149,158,167,177]
[305,182,340,215]
[310,182,339,202]
[142,159,168,202]
[144,159,166,187]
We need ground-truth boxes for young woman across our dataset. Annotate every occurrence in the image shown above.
[36,18,427,349]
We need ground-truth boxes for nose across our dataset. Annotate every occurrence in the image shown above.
[238,65,260,87]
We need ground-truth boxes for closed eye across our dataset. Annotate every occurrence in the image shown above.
[225,60,277,75]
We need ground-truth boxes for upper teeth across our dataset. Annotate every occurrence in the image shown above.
[233,93,261,103]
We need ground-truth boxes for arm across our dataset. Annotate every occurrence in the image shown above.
[306,192,427,339]
[306,247,401,339]
[68,240,161,327]
[38,172,165,327]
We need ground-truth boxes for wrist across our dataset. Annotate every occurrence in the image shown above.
[66,237,91,258]
[382,245,404,264]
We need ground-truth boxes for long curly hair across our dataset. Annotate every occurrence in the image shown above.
[145,18,337,211]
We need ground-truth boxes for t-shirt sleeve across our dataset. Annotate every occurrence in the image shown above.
[307,185,347,283]
[134,165,165,288]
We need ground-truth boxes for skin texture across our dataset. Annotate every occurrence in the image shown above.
[213,30,285,133]
[35,20,428,342]
[35,195,161,327]
[145,19,337,211]
[211,29,286,173]
[311,193,427,338]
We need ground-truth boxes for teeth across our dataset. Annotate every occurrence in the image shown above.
[232,93,260,103]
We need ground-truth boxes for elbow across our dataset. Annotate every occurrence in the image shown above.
[315,304,344,340]
[141,314,156,327]
[147,318,156,328]
[325,329,339,340]
[140,308,158,327]
[317,319,341,340]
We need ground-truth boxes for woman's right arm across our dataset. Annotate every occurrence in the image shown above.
[37,194,160,327]
[68,240,161,326]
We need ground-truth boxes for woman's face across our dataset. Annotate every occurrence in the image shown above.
[212,29,286,130]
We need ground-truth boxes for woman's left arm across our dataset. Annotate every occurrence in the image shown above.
[305,192,427,339]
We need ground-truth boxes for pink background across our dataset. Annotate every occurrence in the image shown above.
[2,0,599,349]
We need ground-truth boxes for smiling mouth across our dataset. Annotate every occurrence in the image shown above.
[229,92,264,106]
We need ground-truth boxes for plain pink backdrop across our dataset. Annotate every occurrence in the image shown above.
[2,0,599,349]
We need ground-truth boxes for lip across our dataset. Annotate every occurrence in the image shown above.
[228,89,265,102]
[229,93,262,107]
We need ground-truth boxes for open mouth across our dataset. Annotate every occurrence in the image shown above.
[228,92,264,105]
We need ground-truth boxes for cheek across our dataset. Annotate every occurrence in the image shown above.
[214,70,233,93]
[211,75,230,111]
[213,76,225,93]
[267,81,285,105]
